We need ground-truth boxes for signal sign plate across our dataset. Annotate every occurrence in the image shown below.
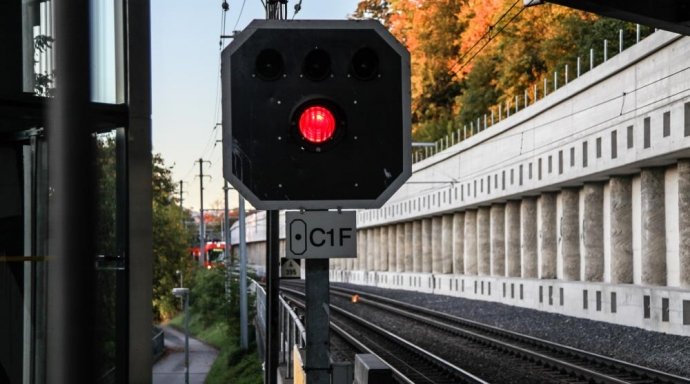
[286,211,357,259]
[280,258,301,279]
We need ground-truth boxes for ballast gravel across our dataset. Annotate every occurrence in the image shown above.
[332,282,690,379]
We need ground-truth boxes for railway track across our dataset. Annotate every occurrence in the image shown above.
[281,289,488,384]
[282,280,689,384]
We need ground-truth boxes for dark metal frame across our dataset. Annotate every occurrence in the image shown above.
[0,0,152,382]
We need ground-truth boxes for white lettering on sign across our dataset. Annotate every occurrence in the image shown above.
[286,211,357,259]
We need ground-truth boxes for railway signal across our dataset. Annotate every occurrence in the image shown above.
[221,19,411,209]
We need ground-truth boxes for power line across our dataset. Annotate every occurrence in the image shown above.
[448,0,521,76]
[232,0,248,32]
[451,4,527,78]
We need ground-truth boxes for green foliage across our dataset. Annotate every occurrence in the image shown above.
[355,1,654,144]
[152,153,194,321]
[189,267,230,327]
[169,270,262,383]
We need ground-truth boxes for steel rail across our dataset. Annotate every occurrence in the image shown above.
[326,284,690,384]
[281,287,488,384]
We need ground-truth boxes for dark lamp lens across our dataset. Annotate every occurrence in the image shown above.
[298,106,336,144]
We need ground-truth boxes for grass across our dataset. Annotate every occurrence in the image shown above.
[168,309,263,384]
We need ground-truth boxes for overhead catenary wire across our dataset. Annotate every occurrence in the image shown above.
[448,0,521,76]
[402,64,690,197]
[451,3,527,78]
[232,0,247,32]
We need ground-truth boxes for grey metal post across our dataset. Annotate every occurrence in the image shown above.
[533,84,537,102]
[554,71,558,90]
[619,29,623,53]
[179,180,184,225]
[543,77,547,96]
[184,293,190,384]
[604,39,608,61]
[565,64,568,84]
[636,24,641,43]
[514,95,518,113]
[577,57,581,77]
[306,258,330,384]
[223,182,230,266]
[524,89,528,109]
[239,196,248,349]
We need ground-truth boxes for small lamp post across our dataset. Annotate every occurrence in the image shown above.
[172,287,190,384]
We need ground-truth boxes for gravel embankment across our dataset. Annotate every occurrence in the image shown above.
[333,282,690,379]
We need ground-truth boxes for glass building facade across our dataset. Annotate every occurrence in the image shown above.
[0,1,152,383]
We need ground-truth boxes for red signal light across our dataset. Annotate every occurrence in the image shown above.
[298,105,336,144]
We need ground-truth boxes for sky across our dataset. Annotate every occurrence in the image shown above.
[151,0,361,212]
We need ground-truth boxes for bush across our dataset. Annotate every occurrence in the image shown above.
[190,267,230,326]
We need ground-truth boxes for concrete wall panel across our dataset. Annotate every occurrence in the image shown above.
[441,214,453,274]
[490,204,506,276]
[561,188,580,281]
[641,168,666,286]
[583,183,604,281]
[452,212,465,274]
[679,160,690,287]
[610,176,633,283]
[464,210,477,275]
[506,200,521,277]
[477,207,490,275]
[540,193,558,279]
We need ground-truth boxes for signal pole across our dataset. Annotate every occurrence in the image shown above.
[264,4,286,384]
[195,159,211,266]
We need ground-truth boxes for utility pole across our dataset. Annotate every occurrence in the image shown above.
[195,158,211,266]
[179,180,185,227]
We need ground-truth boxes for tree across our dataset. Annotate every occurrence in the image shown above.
[352,0,648,144]
[151,154,194,320]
